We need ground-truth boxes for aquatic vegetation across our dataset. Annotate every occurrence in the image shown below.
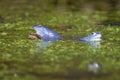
[0,0,120,80]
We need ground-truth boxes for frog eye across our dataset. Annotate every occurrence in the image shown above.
[92,32,96,35]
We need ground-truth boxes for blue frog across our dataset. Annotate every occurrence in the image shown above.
[34,24,102,42]
[34,25,63,41]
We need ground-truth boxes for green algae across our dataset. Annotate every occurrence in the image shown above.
[0,0,120,80]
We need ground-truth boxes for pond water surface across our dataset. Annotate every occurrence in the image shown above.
[0,25,120,80]
[0,0,120,79]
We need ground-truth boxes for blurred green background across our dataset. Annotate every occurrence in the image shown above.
[0,0,120,23]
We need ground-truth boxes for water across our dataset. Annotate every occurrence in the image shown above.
[0,0,120,79]
[0,27,120,80]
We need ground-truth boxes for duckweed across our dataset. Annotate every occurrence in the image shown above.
[0,0,120,80]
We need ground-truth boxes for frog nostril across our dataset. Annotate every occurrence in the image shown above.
[92,32,96,35]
